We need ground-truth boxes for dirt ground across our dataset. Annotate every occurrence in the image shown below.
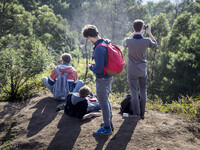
[0,93,200,150]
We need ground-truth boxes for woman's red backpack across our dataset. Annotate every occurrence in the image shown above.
[96,43,125,76]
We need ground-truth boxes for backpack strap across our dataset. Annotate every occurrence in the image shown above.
[94,43,108,68]
[96,43,108,48]
[63,72,68,77]
[55,67,68,77]
[55,67,62,75]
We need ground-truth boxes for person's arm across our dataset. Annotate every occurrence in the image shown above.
[89,46,106,74]
[146,25,158,48]
[72,69,78,82]
[71,94,86,105]
[81,112,101,121]
[128,32,135,39]
[146,25,156,42]
[48,68,57,85]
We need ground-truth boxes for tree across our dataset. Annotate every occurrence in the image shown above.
[0,2,54,101]
[147,13,169,83]
[0,1,33,38]
[70,0,130,45]
[168,12,192,53]
[156,12,200,101]
[128,3,148,23]
[146,0,175,26]
[0,35,53,101]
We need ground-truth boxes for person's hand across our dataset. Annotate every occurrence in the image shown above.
[88,63,91,69]
[105,39,112,44]
[88,63,94,69]
[146,25,151,34]
[145,25,156,42]
[128,32,135,39]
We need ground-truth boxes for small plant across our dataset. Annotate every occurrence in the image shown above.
[146,94,200,125]
[0,117,17,150]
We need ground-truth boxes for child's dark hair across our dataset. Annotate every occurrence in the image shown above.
[82,24,99,38]
[61,53,72,63]
[133,19,144,32]
[79,86,91,98]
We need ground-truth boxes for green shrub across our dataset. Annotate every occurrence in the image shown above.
[0,37,53,102]
[73,58,95,82]
[147,95,200,124]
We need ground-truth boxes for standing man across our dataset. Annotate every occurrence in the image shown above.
[42,53,83,96]
[82,25,113,135]
[124,19,158,120]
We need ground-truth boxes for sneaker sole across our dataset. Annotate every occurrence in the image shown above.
[93,132,112,135]
[100,123,114,132]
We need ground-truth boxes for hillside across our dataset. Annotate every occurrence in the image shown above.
[0,93,200,150]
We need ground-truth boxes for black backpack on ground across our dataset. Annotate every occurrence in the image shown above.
[120,94,133,114]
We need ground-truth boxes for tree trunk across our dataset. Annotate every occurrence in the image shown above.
[84,39,88,82]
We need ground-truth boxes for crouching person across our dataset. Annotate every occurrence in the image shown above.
[64,86,101,121]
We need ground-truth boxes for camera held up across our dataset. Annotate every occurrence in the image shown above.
[143,25,148,30]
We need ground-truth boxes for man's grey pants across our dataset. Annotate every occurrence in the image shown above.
[127,74,147,117]
[96,77,113,128]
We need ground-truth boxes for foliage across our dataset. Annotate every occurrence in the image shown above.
[73,58,95,82]
[32,5,77,54]
[146,95,200,124]
[0,35,53,101]
[146,0,176,26]
[0,0,200,107]
[128,3,148,25]
[147,13,169,89]
[0,117,17,150]
[112,69,129,93]
[168,12,192,52]
[157,11,200,102]
[0,1,33,37]
[0,1,78,101]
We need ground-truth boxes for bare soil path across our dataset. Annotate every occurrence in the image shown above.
[0,93,200,150]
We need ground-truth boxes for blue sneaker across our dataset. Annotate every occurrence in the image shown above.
[93,127,112,135]
[100,122,114,131]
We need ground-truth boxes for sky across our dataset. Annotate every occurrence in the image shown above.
[142,0,177,4]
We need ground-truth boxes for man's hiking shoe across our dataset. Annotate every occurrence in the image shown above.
[140,115,144,120]
[100,122,114,131]
[93,127,112,135]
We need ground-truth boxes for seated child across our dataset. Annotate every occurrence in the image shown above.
[57,86,101,121]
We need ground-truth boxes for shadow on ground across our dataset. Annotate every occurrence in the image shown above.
[93,116,139,150]
[27,97,59,137]
[47,114,91,150]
